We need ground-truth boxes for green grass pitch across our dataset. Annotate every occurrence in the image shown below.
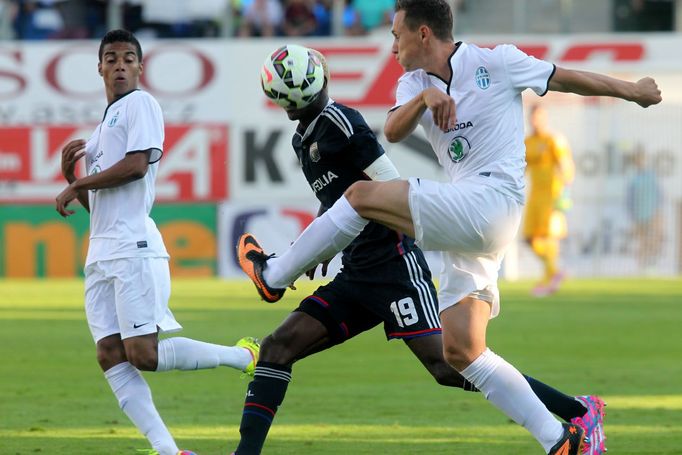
[1,278,681,454]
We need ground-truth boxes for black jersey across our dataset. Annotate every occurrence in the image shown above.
[292,101,416,274]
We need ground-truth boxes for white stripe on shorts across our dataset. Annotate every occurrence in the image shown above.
[403,251,440,329]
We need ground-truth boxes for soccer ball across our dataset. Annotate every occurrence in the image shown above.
[261,44,325,110]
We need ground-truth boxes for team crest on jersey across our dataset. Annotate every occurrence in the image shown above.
[108,111,120,127]
[448,136,470,163]
[309,142,320,162]
[475,66,491,90]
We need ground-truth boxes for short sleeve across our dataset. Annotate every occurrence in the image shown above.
[501,44,555,96]
[391,72,426,111]
[126,92,164,163]
[348,125,385,170]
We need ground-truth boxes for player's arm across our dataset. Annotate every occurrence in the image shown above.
[384,87,455,142]
[56,150,153,217]
[74,150,151,191]
[548,67,662,108]
[60,139,90,212]
[553,135,575,185]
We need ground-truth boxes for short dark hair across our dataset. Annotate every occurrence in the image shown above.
[98,29,143,62]
[395,0,454,41]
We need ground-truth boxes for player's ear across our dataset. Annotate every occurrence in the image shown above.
[139,61,143,75]
[97,62,102,76]
[419,25,429,41]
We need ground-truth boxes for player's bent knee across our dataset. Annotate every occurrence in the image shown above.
[96,336,127,371]
[259,333,296,364]
[126,351,158,371]
[124,345,158,371]
[442,345,472,371]
[344,181,372,211]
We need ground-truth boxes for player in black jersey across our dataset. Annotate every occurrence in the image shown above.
[231,46,599,455]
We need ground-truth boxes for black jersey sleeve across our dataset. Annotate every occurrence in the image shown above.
[319,103,385,171]
[348,122,385,171]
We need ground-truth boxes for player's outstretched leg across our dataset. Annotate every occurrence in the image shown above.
[237,233,286,303]
[571,395,607,455]
[155,336,258,374]
[548,423,585,455]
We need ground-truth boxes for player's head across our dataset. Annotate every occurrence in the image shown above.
[284,48,330,121]
[97,29,143,102]
[392,0,454,71]
[529,104,549,133]
[266,46,329,123]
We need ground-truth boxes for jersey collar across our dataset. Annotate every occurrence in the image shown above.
[101,89,139,122]
[426,41,463,96]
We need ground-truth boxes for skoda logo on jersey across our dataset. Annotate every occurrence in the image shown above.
[309,142,320,162]
[448,136,471,163]
[475,66,491,90]
[108,111,120,127]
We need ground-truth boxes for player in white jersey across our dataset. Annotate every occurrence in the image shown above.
[55,29,259,455]
[237,2,661,454]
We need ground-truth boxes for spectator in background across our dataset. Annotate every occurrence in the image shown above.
[282,0,316,37]
[627,145,664,273]
[353,0,393,33]
[239,0,283,37]
[312,0,331,35]
[523,105,575,297]
[52,0,93,39]
[343,0,364,35]
[12,0,64,40]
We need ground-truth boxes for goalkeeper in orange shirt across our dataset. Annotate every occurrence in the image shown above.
[524,105,575,297]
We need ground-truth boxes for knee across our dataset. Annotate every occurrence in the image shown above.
[96,337,127,371]
[259,333,295,364]
[442,345,471,372]
[125,345,158,371]
[344,181,370,212]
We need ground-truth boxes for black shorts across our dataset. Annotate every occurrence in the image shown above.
[296,249,441,345]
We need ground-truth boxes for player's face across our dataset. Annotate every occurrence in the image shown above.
[530,108,548,132]
[391,11,424,71]
[98,42,142,102]
[284,90,327,122]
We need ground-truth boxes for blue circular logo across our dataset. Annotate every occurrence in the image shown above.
[475,66,491,90]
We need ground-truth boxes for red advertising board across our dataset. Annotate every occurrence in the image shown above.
[0,124,228,203]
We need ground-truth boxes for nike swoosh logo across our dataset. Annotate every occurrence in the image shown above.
[133,322,150,329]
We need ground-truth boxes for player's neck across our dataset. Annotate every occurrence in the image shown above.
[424,41,457,81]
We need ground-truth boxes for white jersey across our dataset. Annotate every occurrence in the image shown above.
[393,42,554,202]
[84,90,168,266]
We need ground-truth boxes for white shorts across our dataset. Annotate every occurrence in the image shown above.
[84,257,182,343]
[407,176,522,317]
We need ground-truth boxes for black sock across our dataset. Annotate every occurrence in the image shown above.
[235,362,292,455]
[524,374,587,421]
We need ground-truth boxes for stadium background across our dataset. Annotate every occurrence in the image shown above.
[1,1,681,454]
[1,0,680,280]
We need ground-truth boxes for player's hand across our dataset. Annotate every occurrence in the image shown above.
[305,259,330,280]
[55,183,79,217]
[633,77,662,108]
[61,139,86,181]
[422,88,456,132]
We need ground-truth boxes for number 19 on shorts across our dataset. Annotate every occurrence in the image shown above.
[390,297,419,327]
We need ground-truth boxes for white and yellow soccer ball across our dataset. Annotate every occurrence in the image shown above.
[261,44,326,110]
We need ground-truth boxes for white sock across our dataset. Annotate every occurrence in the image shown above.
[460,349,564,453]
[264,195,369,288]
[156,337,252,372]
[104,362,178,455]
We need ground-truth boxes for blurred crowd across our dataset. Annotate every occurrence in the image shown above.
[0,0,401,40]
